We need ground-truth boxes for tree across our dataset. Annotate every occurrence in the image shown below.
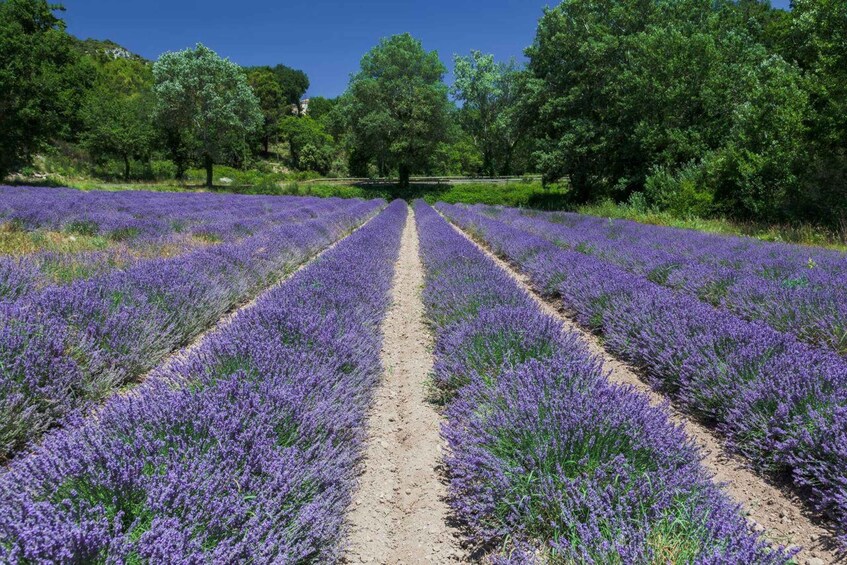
[153,44,262,187]
[0,0,90,178]
[789,0,847,222]
[272,64,310,112]
[81,90,155,180]
[278,115,334,174]
[526,0,807,220]
[246,66,286,155]
[79,52,154,180]
[305,96,337,122]
[452,51,532,176]
[433,119,483,175]
[343,33,450,187]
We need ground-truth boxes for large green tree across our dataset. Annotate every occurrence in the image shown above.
[81,91,155,180]
[80,52,155,180]
[527,0,807,220]
[304,96,337,122]
[790,0,847,221]
[0,0,90,178]
[246,66,287,155]
[343,33,450,187]
[278,115,334,174]
[452,51,531,176]
[153,44,262,187]
[272,64,310,111]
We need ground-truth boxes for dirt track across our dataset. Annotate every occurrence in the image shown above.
[441,212,840,565]
[344,206,465,564]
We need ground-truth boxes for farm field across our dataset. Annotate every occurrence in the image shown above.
[1,186,845,564]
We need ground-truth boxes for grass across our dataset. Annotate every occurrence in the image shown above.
[579,199,847,251]
[0,222,111,255]
[7,168,845,250]
[274,180,568,209]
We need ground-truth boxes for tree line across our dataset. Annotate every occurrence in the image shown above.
[2,0,846,226]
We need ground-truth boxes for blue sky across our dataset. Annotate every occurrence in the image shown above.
[62,0,793,98]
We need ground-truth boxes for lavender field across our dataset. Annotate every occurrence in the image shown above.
[0,186,843,563]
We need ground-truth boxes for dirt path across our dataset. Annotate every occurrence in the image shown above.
[442,213,840,565]
[344,206,465,564]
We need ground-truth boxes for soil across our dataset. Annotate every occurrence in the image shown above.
[343,206,466,564]
[442,213,842,565]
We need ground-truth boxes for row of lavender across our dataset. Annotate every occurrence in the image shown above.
[415,201,787,562]
[0,200,406,563]
[438,202,847,546]
[0,186,332,242]
[0,198,355,299]
[0,197,384,462]
[1,187,353,292]
[480,204,847,356]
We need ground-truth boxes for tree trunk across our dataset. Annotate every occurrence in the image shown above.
[123,155,131,181]
[502,146,514,176]
[205,154,214,188]
[263,136,270,157]
[398,163,410,189]
[484,149,495,178]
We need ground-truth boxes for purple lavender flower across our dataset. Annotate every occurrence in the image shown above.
[0,200,407,562]
[0,187,385,461]
[416,201,787,562]
[437,201,847,547]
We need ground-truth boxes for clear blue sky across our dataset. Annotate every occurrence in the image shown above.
[61,0,793,99]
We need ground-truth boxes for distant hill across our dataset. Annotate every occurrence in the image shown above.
[73,38,148,63]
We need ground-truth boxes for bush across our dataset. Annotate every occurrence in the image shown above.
[644,164,713,218]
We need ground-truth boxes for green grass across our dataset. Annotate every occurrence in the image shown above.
[9,168,845,250]
[0,222,112,256]
[9,172,564,208]
[280,180,567,208]
[578,199,847,251]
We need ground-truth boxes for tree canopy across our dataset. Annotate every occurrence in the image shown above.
[153,44,263,187]
[0,0,92,178]
[527,0,808,220]
[342,33,450,187]
[452,51,531,177]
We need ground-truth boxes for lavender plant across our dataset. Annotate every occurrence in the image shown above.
[0,186,359,291]
[416,201,788,562]
[478,204,847,357]
[438,202,847,547]
[0,200,407,563]
[0,192,384,461]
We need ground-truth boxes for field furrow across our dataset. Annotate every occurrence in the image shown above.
[416,201,790,563]
[344,204,465,564]
[437,202,847,551]
[0,200,406,562]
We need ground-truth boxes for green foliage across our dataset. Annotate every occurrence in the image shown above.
[433,124,483,176]
[246,67,287,154]
[271,64,309,109]
[0,0,93,178]
[342,33,451,187]
[789,0,847,224]
[81,89,155,180]
[452,51,533,176]
[527,0,808,222]
[278,115,335,174]
[153,44,263,187]
[305,96,336,121]
[577,199,847,251]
